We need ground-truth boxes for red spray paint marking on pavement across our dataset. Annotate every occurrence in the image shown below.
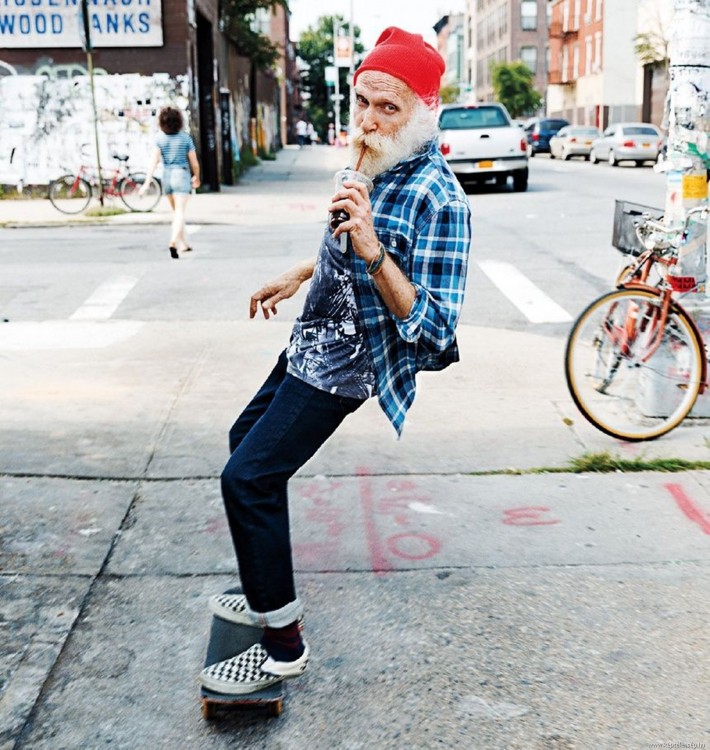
[386,532,441,561]
[357,467,392,575]
[665,483,710,535]
[502,507,561,526]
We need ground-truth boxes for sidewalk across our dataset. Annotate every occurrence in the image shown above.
[1,143,709,750]
[0,145,344,229]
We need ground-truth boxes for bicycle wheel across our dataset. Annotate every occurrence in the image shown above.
[119,172,161,212]
[565,288,704,441]
[48,175,92,214]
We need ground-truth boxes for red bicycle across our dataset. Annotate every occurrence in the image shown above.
[48,152,162,214]
[565,204,708,441]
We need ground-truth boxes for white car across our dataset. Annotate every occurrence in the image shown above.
[589,122,663,167]
[549,125,601,160]
[438,103,529,191]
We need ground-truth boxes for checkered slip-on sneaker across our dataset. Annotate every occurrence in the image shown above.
[208,593,306,630]
[208,593,260,626]
[198,642,310,695]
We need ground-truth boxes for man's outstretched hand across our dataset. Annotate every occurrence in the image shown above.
[249,259,316,319]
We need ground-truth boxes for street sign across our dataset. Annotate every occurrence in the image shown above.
[335,34,352,67]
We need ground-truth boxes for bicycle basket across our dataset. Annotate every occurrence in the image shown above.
[611,200,664,257]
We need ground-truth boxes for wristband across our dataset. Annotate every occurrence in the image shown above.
[366,243,387,276]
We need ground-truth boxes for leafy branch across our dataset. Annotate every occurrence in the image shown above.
[634,30,669,68]
[221,0,289,70]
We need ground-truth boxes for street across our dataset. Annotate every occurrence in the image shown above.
[1,147,709,749]
[1,154,668,334]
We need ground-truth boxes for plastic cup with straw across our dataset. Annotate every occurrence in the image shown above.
[330,146,373,253]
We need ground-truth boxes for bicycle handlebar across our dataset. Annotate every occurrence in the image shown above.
[635,204,708,238]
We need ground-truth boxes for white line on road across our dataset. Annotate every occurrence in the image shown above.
[477,260,573,323]
[70,275,140,321]
[0,320,143,350]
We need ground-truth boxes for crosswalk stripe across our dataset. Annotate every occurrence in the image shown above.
[477,260,573,324]
[69,275,140,321]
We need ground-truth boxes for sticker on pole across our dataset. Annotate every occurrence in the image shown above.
[682,174,708,200]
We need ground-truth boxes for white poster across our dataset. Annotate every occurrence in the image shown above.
[0,0,163,48]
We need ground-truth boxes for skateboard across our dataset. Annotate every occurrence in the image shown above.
[200,588,285,719]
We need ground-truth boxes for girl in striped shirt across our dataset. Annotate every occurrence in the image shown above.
[142,106,201,259]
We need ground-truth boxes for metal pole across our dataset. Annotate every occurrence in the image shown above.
[349,0,355,125]
[86,48,104,206]
[333,18,341,138]
[663,0,709,305]
[81,0,103,206]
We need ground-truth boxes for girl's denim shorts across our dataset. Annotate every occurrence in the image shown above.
[162,167,191,195]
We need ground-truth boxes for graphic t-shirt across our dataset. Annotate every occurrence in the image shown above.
[286,229,375,400]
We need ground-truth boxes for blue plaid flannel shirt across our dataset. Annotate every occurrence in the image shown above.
[351,140,472,435]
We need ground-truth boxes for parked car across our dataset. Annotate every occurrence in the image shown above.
[438,103,529,191]
[525,118,569,155]
[549,125,601,160]
[589,123,664,166]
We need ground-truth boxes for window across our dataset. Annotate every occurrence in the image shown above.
[499,3,508,36]
[573,43,579,79]
[594,31,602,70]
[595,0,602,20]
[521,0,537,30]
[585,37,592,75]
[562,46,569,81]
[520,45,538,73]
[439,106,510,130]
[623,126,660,136]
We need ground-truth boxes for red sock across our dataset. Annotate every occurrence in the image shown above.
[261,621,304,662]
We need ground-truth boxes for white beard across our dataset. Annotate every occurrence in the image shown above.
[349,102,439,178]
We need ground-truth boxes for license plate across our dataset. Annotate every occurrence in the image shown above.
[642,142,650,148]
[478,160,493,168]
[584,140,592,145]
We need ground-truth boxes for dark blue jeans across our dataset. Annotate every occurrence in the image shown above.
[221,350,364,625]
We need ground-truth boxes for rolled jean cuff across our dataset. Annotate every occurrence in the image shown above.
[255,597,303,628]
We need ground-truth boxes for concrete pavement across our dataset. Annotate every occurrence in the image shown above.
[1,145,709,749]
[0,145,344,229]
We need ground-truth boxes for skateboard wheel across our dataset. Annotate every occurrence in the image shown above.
[201,701,216,720]
[269,701,283,717]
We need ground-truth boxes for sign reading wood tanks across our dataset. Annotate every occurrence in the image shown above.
[0,0,163,47]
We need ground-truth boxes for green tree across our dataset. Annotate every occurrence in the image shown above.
[491,61,542,119]
[439,84,460,104]
[634,30,669,68]
[221,0,288,69]
[296,15,364,140]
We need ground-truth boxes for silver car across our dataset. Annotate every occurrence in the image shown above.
[549,125,601,160]
[589,122,663,167]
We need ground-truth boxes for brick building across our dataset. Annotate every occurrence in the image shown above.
[548,0,635,127]
[468,0,550,105]
[546,0,666,129]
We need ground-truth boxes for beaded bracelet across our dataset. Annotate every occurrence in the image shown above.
[366,242,387,276]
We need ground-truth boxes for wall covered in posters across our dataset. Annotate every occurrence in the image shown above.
[0,62,190,185]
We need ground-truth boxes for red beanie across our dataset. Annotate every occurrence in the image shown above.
[353,27,446,105]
